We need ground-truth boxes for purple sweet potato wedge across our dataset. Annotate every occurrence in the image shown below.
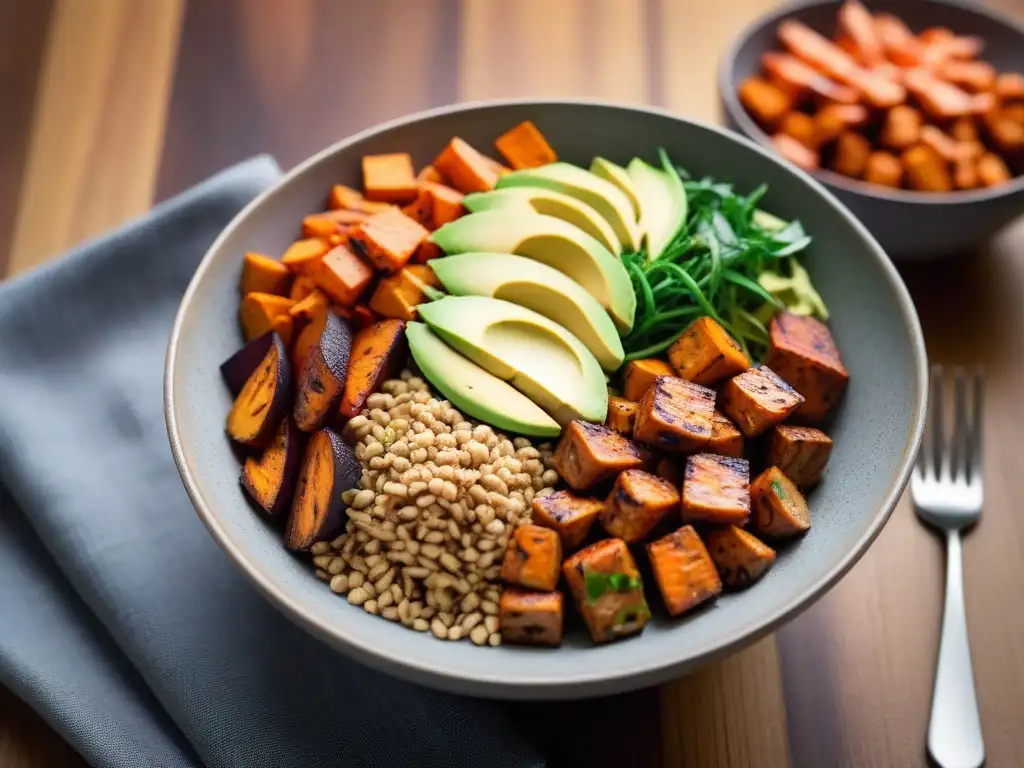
[241,417,302,517]
[220,331,277,396]
[285,428,360,551]
[225,334,292,448]
[293,312,352,432]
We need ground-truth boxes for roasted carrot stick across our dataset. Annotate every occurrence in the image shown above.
[904,68,987,119]
[771,133,819,171]
[761,52,860,104]
[837,0,884,66]
[874,14,922,67]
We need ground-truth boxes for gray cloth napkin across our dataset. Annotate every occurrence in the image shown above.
[0,157,543,768]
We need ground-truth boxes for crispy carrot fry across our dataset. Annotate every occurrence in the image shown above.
[738,76,794,126]
[904,68,980,119]
[939,60,996,93]
[837,0,884,66]
[874,14,922,67]
[977,153,1012,187]
[830,132,872,178]
[771,133,820,171]
[864,151,903,187]
[902,144,953,192]
[761,52,860,104]
[879,105,923,151]
[814,103,870,145]
[780,112,819,148]
[921,34,983,68]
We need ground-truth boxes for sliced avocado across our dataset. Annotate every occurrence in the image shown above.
[497,162,641,252]
[463,188,620,255]
[430,253,625,373]
[627,152,687,261]
[752,209,788,233]
[590,157,641,220]
[417,296,608,426]
[406,322,561,437]
[430,211,636,333]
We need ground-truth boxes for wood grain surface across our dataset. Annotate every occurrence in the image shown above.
[2,1,1024,766]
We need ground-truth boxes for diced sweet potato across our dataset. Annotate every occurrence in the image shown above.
[281,238,331,274]
[606,396,638,435]
[950,117,979,142]
[240,292,296,344]
[680,453,750,526]
[864,151,904,187]
[655,457,683,487]
[761,52,859,104]
[601,469,680,544]
[416,164,445,184]
[350,304,379,331]
[901,144,953,192]
[767,424,833,487]
[293,313,352,432]
[241,417,302,518]
[830,132,872,178]
[337,319,407,420]
[412,239,444,264]
[494,120,558,169]
[779,111,819,149]
[288,288,330,330]
[668,316,750,386]
[531,490,602,550]
[285,428,360,551]
[552,420,646,490]
[302,209,369,238]
[983,115,1024,155]
[814,103,870,145]
[421,182,465,229]
[771,133,819,171]
[720,365,804,437]
[368,264,441,321]
[633,375,715,452]
[879,105,923,151]
[750,467,811,539]
[995,72,1024,102]
[482,155,512,178]
[499,588,564,646]
[290,274,317,302]
[328,184,394,214]
[953,157,980,190]
[226,334,292,449]
[622,358,675,401]
[433,137,498,194]
[362,152,418,203]
[349,208,429,273]
[500,524,563,591]
[563,538,651,643]
[241,252,291,297]
[313,244,374,307]
[707,410,744,458]
[400,186,433,227]
[977,153,1012,187]
[765,311,848,422]
[738,76,795,127]
[704,526,776,588]
[646,525,722,617]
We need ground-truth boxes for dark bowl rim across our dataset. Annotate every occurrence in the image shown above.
[719,0,1024,206]
[164,97,928,698]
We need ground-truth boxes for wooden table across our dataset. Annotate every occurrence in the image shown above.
[2,1,1023,765]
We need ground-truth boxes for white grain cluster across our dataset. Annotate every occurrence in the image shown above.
[311,369,557,646]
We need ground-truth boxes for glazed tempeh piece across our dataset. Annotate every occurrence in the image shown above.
[765,310,848,422]
[767,424,833,487]
[647,525,723,617]
[500,524,563,592]
[681,453,751,526]
[499,588,564,646]
[704,525,776,588]
[751,467,811,539]
[563,539,651,643]
[633,376,715,452]
[531,490,603,550]
[552,421,647,490]
[601,469,680,544]
[719,365,803,437]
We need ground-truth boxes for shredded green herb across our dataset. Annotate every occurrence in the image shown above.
[621,152,820,362]
[771,479,787,500]
[584,570,642,602]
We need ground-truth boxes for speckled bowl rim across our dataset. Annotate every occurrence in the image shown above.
[165,97,927,698]
[719,0,1024,206]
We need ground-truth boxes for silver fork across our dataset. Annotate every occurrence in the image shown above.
[911,366,985,768]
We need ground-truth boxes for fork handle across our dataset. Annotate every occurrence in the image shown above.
[927,530,985,768]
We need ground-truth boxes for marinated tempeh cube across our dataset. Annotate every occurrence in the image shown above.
[633,376,715,453]
[606,396,638,435]
[719,365,804,438]
[707,410,744,458]
[704,526,776,588]
[500,524,563,592]
[531,490,603,550]
[553,421,647,490]
[668,316,750,386]
[647,525,722,617]
[751,467,811,539]
[601,469,680,544]
[767,424,833,487]
[765,311,848,422]
[623,358,675,401]
[563,538,651,643]
[499,588,564,646]
[681,453,750,526]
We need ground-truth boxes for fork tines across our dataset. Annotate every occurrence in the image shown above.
[917,365,984,484]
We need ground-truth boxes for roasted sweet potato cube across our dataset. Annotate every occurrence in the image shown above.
[421,182,466,229]
[552,421,646,490]
[433,137,499,194]
[879,105,923,152]
[681,453,750,526]
[494,120,558,170]
[601,469,680,544]
[281,238,331,274]
[977,153,1012,187]
[241,252,292,297]
[995,72,1024,102]
[500,524,562,592]
[704,526,776,588]
[765,311,848,422]
[767,425,833,487]
[349,208,429,273]
[499,588,564,646]
[313,244,374,307]
[646,525,722,617]
[531,490,602,550]
[655,457,683,487]
[779,112,819,149]
[368,264,440,321]
[290,274,317,302]
[830,132,872,178]
[719,366,804,438]
[416,164,445,184]
[864,151,904,188]
[772,133,820,171]
[240,292,296,344]
[738,76,795,127]
[606,396,638,435]
[707,410,744,458]
[668,317,750,386]
[751,467,811,539]
[563,538,651,643]
[400,186,433,227]
[622,358,675,401]
[633,376,715,453]
[328,184,394,215]
[361,153,418,203]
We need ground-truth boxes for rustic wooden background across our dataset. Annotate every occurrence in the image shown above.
[2,1,1024,766]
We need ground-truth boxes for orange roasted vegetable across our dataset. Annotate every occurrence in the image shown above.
[879,105,923,151]
[281,238,331,274]
[500,524,563,592]
[750,466,811,539]
[601,469,680,544]
[240,292,296,345]
[738,76,795,127]
[864,150,904,187]
[328,184,395,215]
[288,288,329,328]
[622,358,675,402]
[646,525,722,617]
[873,13,922,67]
[901,144,953,192]
[977,153,1012,187]
[499,588,564,647]
[771,133,819,170]
[293,313,351,433]
[667,316,750,386]
[362,153,418,203]
[563,538,651,643]
[767,424,833,488]
[225,334,292,450]
[680,453,751,526]
[765,311,847,422]
[605,396,638,435]
[761,52,859,104]
[289,274,317,302]
[707,410,744,459]
[995,73,1024,102]
[337,319,407,420]
[241,252,292,297]
[953,157,980,190]
[830,131,872,178]
[400,187,433,228]
[837,0,884,66]
[904,68,990,120]
[421,182,465,229]
[531,490,603,551]
[241,417,302,519]
[313,244,374,307]
[302,209,368,238]
[416,164,445,184]
[704,526,776,588]
[552,420,647,490]
[719,365,803,437]
[348,208,430,273]
[285,428,360,551]
[432,137,499,194]
[939,60,996,93]
[633,376,715,453]
[814,103,870,145]
[494,120,558,169]
[368,264,441,321]
[780,111,819,148]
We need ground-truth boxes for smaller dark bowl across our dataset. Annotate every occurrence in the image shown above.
[720,0,1024,261]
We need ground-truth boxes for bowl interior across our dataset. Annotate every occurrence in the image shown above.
[167,101,926,698]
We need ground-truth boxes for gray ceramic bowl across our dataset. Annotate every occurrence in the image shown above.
[165,99,927,699]
[720,0,1024,261]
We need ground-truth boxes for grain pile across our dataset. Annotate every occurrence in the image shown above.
[310,369,558,645]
